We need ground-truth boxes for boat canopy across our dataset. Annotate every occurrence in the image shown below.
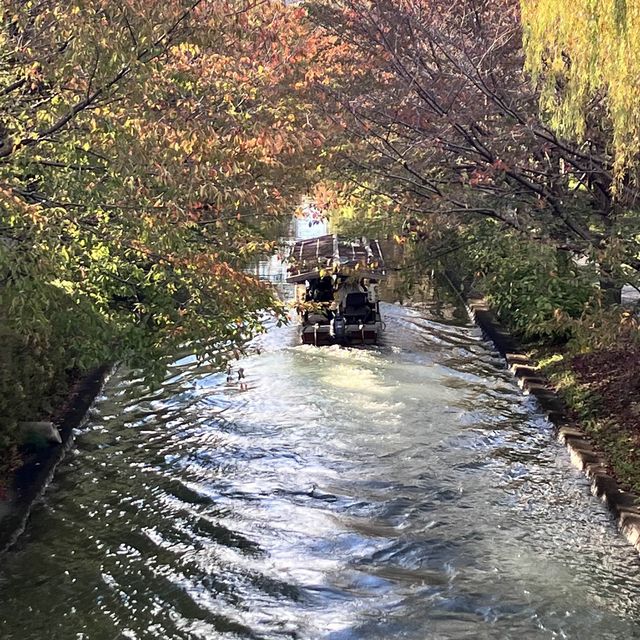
[286,234,385,283]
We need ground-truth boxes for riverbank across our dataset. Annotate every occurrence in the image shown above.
[0,365,110,553]
[462,294,640,554]
[540,347,640,489]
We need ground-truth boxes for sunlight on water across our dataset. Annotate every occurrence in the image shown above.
[1,303,640,639]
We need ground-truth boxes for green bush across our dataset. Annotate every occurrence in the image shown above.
[446,228,598,341]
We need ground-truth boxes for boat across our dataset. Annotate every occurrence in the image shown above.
[286,234,386,346]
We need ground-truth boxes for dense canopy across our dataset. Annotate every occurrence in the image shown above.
[0,0,320,441]
[4,0,640,470]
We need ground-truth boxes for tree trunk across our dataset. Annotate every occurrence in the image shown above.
[599,277,622,305]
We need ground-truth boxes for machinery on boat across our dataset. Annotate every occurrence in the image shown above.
[286,234,386,346]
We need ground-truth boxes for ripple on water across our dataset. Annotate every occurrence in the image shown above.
[1,303,640,639]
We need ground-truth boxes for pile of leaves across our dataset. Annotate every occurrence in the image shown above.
[571,348,640,438]
[550,348,640,492]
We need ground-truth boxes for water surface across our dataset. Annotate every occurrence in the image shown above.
[1,303,640,639]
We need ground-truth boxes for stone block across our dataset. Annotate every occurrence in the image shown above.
[557,426,585,442]
[619,514,640,548]
[511,364,538,377]
[517,376,548,389]
[591,473,619,500]
[547,410,568,425]
[584,462,609,478]
[567,443,600,469]
[608,490,640,512]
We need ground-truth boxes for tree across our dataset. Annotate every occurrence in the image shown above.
[521,0,640,183]
[0,0,321,440]
[308,0,640,299]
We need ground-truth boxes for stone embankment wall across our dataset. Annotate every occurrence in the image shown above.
[466,295,640,554]
[0,366,110,553]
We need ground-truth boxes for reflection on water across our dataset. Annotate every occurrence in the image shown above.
[1,303,640,639]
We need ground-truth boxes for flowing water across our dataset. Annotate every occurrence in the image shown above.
[1,302,640,640]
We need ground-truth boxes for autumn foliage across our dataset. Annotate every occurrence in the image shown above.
[0,0,321,442]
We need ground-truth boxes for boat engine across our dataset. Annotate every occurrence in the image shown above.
[332,315,346,341]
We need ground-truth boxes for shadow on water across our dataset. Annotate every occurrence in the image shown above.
[1,302,640,639]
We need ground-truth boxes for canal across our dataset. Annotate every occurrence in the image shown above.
[1,302,640,639]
